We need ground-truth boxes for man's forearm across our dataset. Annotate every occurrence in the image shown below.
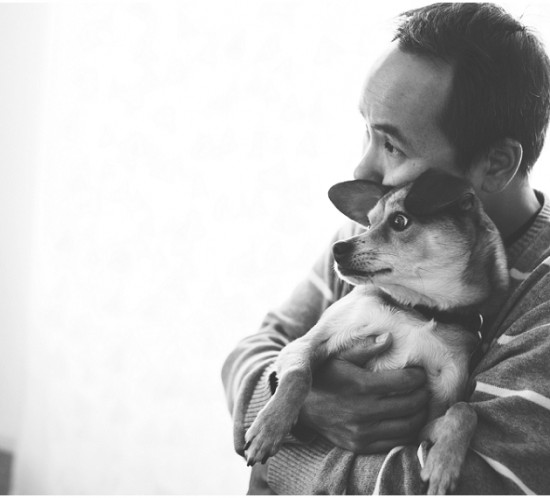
[266,437,384,494]
[222,284,336,453]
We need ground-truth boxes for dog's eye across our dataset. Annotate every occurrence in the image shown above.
[390,212,411,231]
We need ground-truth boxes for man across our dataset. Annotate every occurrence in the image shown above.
[222,3,550,494]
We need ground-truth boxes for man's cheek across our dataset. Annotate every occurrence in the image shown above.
[384,164,428,187]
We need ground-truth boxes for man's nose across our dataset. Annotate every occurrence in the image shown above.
[353,153,383,183]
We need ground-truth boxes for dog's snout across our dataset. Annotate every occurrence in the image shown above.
[332,240,353,262]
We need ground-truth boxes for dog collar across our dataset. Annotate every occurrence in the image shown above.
[412,304,488,374]
[412,304,484,338]
[378,290,484,338]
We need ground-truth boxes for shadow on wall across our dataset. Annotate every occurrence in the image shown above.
[0,453,11,495]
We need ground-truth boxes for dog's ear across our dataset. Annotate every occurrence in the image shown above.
[328,180,391,226]
[404,170,476,216]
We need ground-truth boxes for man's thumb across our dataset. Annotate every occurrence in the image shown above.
[339,332,392,367]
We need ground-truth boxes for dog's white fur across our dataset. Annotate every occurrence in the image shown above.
[244,173,509,494]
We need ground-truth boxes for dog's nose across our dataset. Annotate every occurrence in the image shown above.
[332,240,353,262]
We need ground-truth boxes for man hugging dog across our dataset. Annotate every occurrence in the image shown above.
[223,3,550,494]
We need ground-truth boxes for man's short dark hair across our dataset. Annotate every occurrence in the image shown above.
[395,2,550,175]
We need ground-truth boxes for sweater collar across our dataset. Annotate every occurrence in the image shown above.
[506,190,550,268]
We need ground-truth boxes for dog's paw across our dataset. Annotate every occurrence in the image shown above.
[420,443,463,495]
[244,409,292,466]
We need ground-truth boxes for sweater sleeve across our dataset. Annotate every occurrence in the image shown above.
[265,257,550,495]
[221,224,356,456]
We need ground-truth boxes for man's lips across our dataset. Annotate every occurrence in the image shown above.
[337,266,392,278]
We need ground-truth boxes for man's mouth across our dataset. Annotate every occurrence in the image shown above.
[337,266,392,278]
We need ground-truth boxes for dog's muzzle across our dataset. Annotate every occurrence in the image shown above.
[332,240,354,265]
[332,240,392,279]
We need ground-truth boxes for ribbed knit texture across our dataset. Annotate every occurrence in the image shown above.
[222,191,550,494]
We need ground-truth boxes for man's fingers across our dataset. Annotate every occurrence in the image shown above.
[359,367,428,395]
[303,359,430,454]
[314,357,427,396]
[329,363,427,396]
[369,384,429,417]
[308,373,429,424]
[320,408,429,454]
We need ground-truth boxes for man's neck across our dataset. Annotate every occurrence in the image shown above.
[481,177,541,241]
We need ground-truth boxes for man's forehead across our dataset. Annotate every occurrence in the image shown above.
[358,45,453,120]
[358,45,400,111]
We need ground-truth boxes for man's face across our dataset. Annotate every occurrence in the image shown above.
[355,44,462,186]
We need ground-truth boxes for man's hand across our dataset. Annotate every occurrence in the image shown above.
[298,333,429,454]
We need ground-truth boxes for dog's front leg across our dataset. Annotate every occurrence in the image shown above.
[244,332,324,466]
[420,401,477,495]
[244,290,384,466]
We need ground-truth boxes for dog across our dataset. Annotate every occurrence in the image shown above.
[243,170,510,494]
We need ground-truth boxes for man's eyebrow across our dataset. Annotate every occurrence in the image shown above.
[371,123,413,150]
[357,102,414,151]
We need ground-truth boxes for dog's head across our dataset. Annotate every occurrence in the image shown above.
[328,170,509,311]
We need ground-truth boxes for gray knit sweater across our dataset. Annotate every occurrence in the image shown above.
[222,191,550,494]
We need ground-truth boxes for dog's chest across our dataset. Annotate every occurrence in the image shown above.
[359,298,472,405]
[367,320,450,372]
[328,289,470,398]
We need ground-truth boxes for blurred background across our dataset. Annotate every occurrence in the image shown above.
[1,0,549,494]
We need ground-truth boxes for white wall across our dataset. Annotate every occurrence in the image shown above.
[0,4,50,451]
[1,0,549,494]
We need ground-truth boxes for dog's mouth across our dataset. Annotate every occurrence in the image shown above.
[337,266,392,278]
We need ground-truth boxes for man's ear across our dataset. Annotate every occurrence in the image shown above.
[473,138,523,193]
[328,180,391,226]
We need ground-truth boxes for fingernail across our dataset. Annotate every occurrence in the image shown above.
[376,333,389,344]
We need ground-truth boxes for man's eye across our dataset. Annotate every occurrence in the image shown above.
[389,212,411,231]
[384,141,400,156]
